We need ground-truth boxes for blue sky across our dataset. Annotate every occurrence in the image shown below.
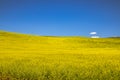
[0,0,120,37]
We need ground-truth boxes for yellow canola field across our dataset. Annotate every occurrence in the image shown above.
[0,31,120,80]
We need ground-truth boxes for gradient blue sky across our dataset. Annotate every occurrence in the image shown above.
[0,0,120,37]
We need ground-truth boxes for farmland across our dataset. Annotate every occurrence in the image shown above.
[0,30,120,80]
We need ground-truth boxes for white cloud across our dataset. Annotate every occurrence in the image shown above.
[90,32,97,35]
[91,36,100,38]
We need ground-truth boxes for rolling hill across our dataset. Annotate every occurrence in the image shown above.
[0,30,120,52]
